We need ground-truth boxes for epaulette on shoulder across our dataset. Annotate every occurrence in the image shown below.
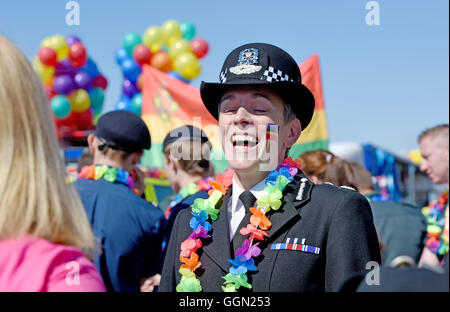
[340,185,357,192]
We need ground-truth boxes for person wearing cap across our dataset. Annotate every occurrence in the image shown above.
[75,110,166,292]
[160,125,214,255]
[159,43,380,292]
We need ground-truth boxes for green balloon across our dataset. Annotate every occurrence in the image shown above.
[180,22,196,41]
[130,93,142,115]
[51,95,71,118]
[123,32,142,56]
[89,87,104,109]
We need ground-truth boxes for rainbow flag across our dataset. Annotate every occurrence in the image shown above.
[289,54,328,159]
[140,54,328,171]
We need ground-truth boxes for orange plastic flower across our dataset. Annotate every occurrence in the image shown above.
[249,207,272,230]
[180,251,201,272]
[208,180,227,196]
[240,224,268,241]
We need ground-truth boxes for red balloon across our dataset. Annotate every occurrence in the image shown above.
[69,42,87,62]
[72,55,87,68]
[92,75,108,90]
[57,112,77,130]
[133,44,152,66]
[38,47,58,66]
[190,38,209,59]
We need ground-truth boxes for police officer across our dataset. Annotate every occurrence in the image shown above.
[159,43,380,292]
[75,110,166,292]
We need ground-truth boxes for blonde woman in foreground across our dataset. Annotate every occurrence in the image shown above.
[0,35,105,292]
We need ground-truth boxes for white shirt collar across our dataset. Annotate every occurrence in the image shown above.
[231,176,267,214]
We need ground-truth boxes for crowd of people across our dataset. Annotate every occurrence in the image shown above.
[0,35,448,292]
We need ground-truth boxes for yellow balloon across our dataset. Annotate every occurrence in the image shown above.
[161,20,182,45]
[174,51,197,73]
[181,60,201,80]
[43,35,69,61]
[32,57,55,83]
[169,39,191,59]
[69,89,90,112]
[143,26,163,48]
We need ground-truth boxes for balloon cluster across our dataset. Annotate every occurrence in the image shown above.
[33,35,108,135]
[115,19,209,115]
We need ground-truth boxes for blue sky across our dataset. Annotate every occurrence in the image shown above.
[1,0,448,156]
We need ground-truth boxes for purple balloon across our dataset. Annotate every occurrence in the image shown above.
[66,35,81,46]
[74,71,92,90]
[122,79,139,97]
[53,75,75,95]
[55,60,76,76]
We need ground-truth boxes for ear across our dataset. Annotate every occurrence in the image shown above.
[285,119,302,149]
[131,152,143,166]
[168,155,180,173]
[87,134,96,155]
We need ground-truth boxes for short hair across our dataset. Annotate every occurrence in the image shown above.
[163,140,211,176]
[348,162,374,192]
[418,124,449,146]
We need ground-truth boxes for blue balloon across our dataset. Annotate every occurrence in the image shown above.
[79,57,99,77]
[115,48,129,66]
[116,96,131,111]
[121,59,141,83]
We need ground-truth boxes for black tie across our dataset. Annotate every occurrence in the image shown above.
[231,191,257,252]
[239,191,257,211]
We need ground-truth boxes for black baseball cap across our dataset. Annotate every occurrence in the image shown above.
[95,110,151,153]
[200,43,315,129]
[162,125,211,151]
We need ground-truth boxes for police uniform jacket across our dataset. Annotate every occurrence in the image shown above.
[159,171,381,292]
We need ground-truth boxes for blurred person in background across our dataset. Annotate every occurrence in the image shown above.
[75,110,166,292]
[417,124,449,268]
[349,162,426,267]
[298,150,356,189]
[0,35,105,292]
[161,125,214,251]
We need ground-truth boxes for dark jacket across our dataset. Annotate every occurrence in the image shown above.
[367,194,426,266]
[75,178,166,292]
[159,171,381,292]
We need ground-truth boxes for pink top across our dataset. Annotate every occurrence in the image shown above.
[0,235,106,292]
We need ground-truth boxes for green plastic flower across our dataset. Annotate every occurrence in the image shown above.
[222,273,251,289]
[180,182,199,199]
[257,190,282,211]
[221,283,237,292]
[94,165,107,180]
[104,167,117,182]
[176,276,202,292]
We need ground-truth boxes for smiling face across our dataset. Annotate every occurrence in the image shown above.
[218,86,301,175]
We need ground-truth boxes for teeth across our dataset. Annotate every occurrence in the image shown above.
[231,134,258,147]
[232,134,257,143]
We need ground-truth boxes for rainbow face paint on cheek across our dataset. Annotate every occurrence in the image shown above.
[266,123,280,141]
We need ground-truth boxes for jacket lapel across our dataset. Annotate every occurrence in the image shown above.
[202,188,233,272]
[266,171,313,240]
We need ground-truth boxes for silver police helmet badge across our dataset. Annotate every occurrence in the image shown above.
[229,48,262,75]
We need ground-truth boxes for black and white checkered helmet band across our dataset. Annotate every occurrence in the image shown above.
[261,66,294,82]
[218,66,295,84]
[219,68,227,83]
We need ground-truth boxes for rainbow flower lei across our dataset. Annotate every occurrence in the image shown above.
[422,189,449,256]
[78,165,138,194]
[176,157,300,292]
[165,178,213,219]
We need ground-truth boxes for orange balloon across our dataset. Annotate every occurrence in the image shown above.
[150,50,172,72]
